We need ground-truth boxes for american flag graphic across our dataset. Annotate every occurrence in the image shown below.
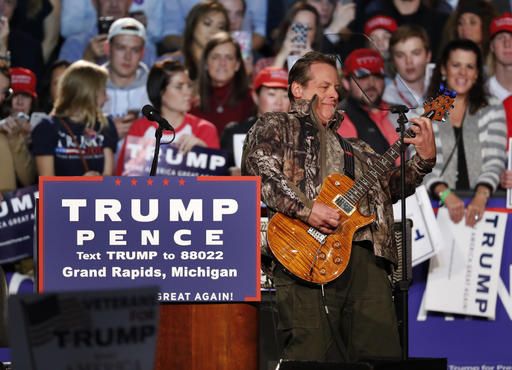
[21,295,91,346]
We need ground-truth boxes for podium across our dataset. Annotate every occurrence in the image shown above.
[36,176,262,370]
[155,303,258,370]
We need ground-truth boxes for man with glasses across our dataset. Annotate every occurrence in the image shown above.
[339,48,398,155]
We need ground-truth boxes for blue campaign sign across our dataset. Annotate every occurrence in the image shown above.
[0,186,38,263]
[122,138,229,177]
[38,176,261,303]
[410,197,512,368]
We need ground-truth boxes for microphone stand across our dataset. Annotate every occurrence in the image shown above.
[340,61,418,360]
[391,104,410,361]
[149,127,164,177]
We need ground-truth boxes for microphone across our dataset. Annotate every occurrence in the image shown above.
[141,105,175,131]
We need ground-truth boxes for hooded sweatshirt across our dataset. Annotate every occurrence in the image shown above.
[103,62,151,118]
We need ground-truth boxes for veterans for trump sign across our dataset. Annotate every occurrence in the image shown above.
[38,176,261,303]
[8,286,159,370]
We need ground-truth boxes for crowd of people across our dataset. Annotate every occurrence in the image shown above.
[1,0,512,363]
[0,0,509,189]
[0,0,510,194]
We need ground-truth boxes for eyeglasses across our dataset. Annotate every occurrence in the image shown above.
[352,69,385,79]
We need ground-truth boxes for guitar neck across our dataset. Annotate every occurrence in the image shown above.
[344,107,436,205]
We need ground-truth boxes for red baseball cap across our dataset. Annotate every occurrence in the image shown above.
[10,67,37,98]
[364,15,398,36]
[253,67,288,91]
[343,48,385,78]
[490,13,512,39]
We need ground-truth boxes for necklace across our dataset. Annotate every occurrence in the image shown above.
[212,84,232,114]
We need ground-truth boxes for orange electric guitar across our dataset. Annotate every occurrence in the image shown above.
[266,91,455,284]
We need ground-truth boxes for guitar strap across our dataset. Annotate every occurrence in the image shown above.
[297,114,356,180]
[336,134,355,180]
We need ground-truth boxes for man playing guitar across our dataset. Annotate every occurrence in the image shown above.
[242,51,437,362]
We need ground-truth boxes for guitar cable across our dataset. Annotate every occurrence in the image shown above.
[320,284,350,361]
[268,286,283,359]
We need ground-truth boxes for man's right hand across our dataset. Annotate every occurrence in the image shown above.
[307,201,340,234]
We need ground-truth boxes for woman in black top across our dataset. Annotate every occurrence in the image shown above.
[32,60,118,176]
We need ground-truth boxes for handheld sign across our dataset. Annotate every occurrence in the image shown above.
[8,286,159,370]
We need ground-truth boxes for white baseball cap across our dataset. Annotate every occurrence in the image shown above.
[107,17,146,42]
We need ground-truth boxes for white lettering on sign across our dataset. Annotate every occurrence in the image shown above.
[60,199,240,223]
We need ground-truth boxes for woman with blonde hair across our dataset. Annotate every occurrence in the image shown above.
[31,60,118,176]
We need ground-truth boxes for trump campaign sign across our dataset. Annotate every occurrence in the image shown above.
[38,176,261,303]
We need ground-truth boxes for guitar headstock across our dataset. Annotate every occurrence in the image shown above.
[423,86,456,122]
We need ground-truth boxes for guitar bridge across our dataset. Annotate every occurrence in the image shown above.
[307,227,327,244]
[333,195,355,216]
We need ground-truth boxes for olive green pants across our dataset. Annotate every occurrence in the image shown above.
[273,243,401,362]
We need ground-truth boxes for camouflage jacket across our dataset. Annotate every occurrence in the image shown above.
[241,98,435,265]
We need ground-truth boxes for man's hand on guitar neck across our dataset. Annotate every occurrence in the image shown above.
[307,202,340,234]
[404,117,436,160]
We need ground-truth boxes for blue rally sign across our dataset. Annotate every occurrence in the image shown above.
[38,176,261,303]
[0,186,38,263]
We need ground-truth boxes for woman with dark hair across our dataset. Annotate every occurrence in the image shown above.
[41,59,70,113]
[439,0,497,63]
[253,2,322,76]
[116,60,219,175]
[424,39,507,227]
[191,31,254,135]
[180,0,229,82]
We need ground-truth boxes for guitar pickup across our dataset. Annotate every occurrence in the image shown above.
[307,227,327,244]
[333,195,355,216]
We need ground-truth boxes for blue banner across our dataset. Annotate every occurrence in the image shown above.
[0,186,38,264]
[38,176,261,302]
[123,138,229,176]
[410,197,512,368]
